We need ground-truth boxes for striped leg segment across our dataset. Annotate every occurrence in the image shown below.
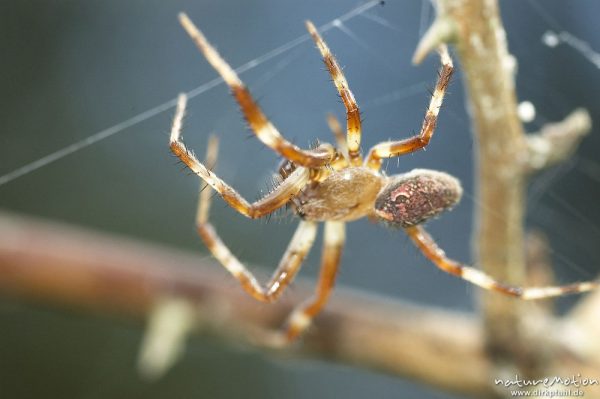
[306,21,362,165]
[365,45,454,170]
[170,94,310,219]
[195,135,318,302]
[280,221,345,343]
[198,221,318,303]
[179,13,335,168]
[405,225,598,300]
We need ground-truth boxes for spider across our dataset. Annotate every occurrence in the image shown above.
[169,14,597,346]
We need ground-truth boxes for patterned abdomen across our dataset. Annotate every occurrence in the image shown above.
[374,169,462,228]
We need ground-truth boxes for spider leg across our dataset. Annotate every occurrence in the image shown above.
[171,94,310,219]
[179,13,335,168]
[306,21,362,166]
[270,221,345,345]
[326,113,349,160]
[198,221,318,303]
[406,225,598,299]
[195,135,318,302]
[365,45,454,171]
[196,134,219,225]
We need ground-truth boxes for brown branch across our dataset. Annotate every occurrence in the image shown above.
[1,207,597,398]
[0,210,491,396]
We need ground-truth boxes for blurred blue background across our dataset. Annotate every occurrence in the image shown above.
[1,1,599,398]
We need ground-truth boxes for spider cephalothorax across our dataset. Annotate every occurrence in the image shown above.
[292,166,384,222]
[169,14,597,346]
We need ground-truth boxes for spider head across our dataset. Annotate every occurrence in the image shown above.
[374,169,462,228]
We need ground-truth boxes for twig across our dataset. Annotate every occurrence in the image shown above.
[526,109,592,173]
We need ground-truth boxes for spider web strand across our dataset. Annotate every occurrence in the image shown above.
[0,0,380,188]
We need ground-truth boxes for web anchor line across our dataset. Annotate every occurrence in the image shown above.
[0,0,381,188]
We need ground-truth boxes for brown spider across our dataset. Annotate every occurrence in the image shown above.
[169,14,597,346]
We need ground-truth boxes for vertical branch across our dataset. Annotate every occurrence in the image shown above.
[418,0,593,388]
[434,0,531,375]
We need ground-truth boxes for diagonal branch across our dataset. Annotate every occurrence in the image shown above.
[0,210,491,396]
[526,108,592,173]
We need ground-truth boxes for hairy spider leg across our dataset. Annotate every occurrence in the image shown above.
[195,134,318,302]
[277,221,346,344]
[195,134,219,227]
[365,45,454,171]
[179,13,335,168]
[170,94,310,219]
[306,21,363,166]
[406,225,598,299]
[326,113,349,160]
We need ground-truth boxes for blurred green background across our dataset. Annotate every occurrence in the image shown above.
[1,1,599,398]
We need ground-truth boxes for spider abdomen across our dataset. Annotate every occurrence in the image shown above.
[374,169,462,228]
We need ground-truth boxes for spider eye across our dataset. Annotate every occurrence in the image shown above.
[374,169,462,228]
